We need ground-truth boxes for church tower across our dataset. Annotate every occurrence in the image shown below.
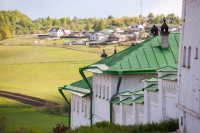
[177,0,200,132]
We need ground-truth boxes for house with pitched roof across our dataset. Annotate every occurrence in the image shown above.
[49,28,64,37]
[59,20,180,128]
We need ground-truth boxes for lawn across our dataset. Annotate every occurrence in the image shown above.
[0,46,99,103]
[0,107,68,133]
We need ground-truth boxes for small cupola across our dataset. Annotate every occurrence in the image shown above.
[113,46,117,55]
[101,49,107,60]
[151,24,158,36]
[160,18,169,48]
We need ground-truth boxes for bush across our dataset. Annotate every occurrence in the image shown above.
[67,119,178,133]
[50,123,68,133]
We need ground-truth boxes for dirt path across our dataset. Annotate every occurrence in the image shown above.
[0,90,58,107]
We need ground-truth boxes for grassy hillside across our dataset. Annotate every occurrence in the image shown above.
[0,46,99,103]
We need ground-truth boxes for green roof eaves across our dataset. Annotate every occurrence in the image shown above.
[119,91,133,96]
[144,84,158,91]
[121,97,133,105]
[159,74,177,81]
[132,96,144,103]
[110,97,120,104]
[143,77,158,82]
[132,90,144,95]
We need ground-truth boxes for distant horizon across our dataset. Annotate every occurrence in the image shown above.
[0,0,182,20]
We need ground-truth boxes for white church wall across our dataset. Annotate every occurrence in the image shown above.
[71,94,90,128]
[111,74,157,94]
[136,103,145,124]
[178,0,200,132]
[148,91,160,123]
[93,73,111,123]
[113,104,120,124]
[123,104,133,125]
[162,80,178,119]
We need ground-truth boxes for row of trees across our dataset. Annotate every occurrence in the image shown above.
[0,10,181,35]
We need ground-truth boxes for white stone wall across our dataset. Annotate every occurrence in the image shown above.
[178,0,200,132]
[71,94,90,128]
[162,80,178,119]
[136,103,145,124]
[147,91,160,123]
[93,74,111,123]
[113,104,120,124]
[123,104,133,125]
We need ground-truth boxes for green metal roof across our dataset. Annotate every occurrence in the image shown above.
[110,97,120,104]
[132,90,144,95]
[144,84,158,91]
[84,33,179,74]
[143,77,158,82]
[159,74,177,81]
[132,96,144,103]
[119,91,133,96]
[121,97,133,105]
[63,76,92,98]
[158,66,178,72]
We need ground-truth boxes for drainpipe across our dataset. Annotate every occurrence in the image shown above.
[110,74,123,123]
[79,68,93,126]
[58,87,71,128]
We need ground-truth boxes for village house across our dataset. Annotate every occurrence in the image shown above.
[49,28,64,37]
[90,33,107,41]
[107,33,126,42]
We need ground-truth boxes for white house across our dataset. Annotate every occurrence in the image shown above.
[90,33,106,41]
[49,28,64,37]
[59,20,182,128]
[177,0,200,132]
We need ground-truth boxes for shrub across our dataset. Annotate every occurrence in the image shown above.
[51,123,68,133]
[67,119,178,133]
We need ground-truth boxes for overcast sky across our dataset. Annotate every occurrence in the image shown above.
[0,0,182,20]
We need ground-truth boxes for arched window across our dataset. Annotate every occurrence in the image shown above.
[183,46,186,67]
[195,47,198,59]
[187,46,191,68]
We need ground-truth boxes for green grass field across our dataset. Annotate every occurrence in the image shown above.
[0,46,99,103]
[0,107,68,133]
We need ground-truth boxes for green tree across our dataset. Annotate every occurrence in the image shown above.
[60,17,67,26]
[0,33,2,40]
[107,15,114,19]
[147,12,155,24]
[0,27,11,39]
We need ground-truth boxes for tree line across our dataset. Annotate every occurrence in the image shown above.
[0,10,181,37]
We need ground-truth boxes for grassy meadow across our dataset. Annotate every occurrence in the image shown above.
[0,36,129,132]
[0,107,68,133]
[0,46,99,103]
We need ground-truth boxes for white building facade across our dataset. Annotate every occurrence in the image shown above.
[177,0,200,132]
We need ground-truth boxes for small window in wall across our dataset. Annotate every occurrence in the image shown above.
[95,84,98,97]
[85,105,87,117]
[73,99,75,111]
[77,101,79,113]
[102,86,105,99]
[106,87,109,100]
[82,100,84,112]
[99,85,101,98]
[195,47,198,59]
[187,46,191,68]
[183,46,186,67]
